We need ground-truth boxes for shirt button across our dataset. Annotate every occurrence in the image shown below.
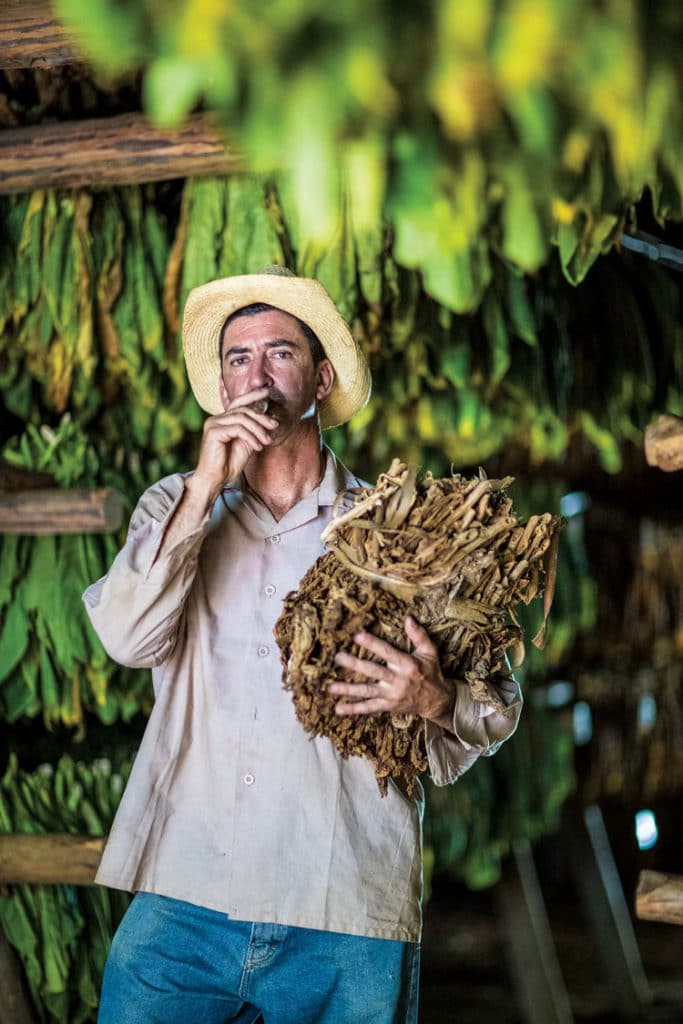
[242,773,255,786]
[269,534,281,544]
[264,584,276,597]
[258,645,270,657]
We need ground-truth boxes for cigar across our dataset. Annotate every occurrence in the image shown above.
[249,398,269,415]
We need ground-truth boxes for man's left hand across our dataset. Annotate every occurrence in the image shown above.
[330,616,455,730]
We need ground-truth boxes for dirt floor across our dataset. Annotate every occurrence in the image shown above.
[419,877,683,1024]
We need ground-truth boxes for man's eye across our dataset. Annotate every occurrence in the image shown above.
[230,357,247,366]
[273,350,292,359]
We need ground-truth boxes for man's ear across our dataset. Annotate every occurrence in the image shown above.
[218,376,230,412]
[316,359,335,402]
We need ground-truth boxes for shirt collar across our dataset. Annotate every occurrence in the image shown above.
[318,446,352,506]
[222,445,364,532]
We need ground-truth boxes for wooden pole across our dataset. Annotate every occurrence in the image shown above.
[0,112,241,193]
[0,834,105,886]
[494,839,574,1024]
[0,2,78,70]
[564,805,652,1014]
[636,870,683,926]
[0,487,123,533]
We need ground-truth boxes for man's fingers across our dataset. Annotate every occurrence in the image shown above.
[226,390,280,426]
[333,651,394,682]
[233,407,279,429]
[335,697,388,716]
[329,679,389,699]
[207,416,274,448]
[211,424,265,452]
[228,387,271,411]
[404,616,437,658]
[212,406,278,432]
[351,631,412,671]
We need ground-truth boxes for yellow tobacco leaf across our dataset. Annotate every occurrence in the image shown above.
[551,197,576,224]
[562,130,592,174]
[346,46,398,117]
[343,136,386,234]
[494,0,560,95]
[431,61,498,141]
[176,0,233,57]
[47,338,74,413]
[437,0,493,50]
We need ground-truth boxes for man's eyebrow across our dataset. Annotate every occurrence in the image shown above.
[224,338,299,357]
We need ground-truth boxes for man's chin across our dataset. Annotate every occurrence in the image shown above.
[272,399,318,427]
[265,415,319,449]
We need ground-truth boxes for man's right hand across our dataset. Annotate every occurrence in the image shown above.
[152,389,279,563]
[190,388,279,503]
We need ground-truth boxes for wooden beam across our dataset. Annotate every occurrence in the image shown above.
[0,111,241,193]
[636,870,683,926]
[0,2,79,70]
[0,487,123,533]
[644,413,683,473]
[0,834,105,886]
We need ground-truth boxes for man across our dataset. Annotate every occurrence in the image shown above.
[84,266,521,1024]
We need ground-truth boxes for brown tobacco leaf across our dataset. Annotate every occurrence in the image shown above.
[163,182,190,337]
[274,460,564,796]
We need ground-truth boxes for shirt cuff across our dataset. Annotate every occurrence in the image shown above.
[425,676,523,786]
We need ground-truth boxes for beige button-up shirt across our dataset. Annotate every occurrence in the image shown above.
[83,449,521,942]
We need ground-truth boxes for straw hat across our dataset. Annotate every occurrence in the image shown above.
[182,266,372,428]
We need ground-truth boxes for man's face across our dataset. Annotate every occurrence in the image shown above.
[219,309,330,439]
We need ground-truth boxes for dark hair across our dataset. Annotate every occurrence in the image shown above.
[219,303,326,366]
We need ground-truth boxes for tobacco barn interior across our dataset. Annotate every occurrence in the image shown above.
[1,3,683,1023]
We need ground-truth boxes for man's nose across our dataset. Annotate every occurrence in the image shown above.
[249,354,273,389]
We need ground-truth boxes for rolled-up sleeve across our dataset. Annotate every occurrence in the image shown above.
[425,675,523,786]
[82,473,212,669]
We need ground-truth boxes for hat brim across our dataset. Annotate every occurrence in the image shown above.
[181,274,371,429]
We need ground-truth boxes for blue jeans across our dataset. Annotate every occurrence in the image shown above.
[98,893,420,1024]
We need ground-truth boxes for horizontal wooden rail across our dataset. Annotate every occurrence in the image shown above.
[0,2,78,70]
[0,834,105,886]
[0,111,241,193]
[0,486,123,533]
[636,869,683,926]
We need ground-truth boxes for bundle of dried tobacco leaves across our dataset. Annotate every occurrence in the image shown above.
[274,459,563,795]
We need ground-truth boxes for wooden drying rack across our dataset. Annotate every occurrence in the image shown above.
[0,3,240,195]
[0,458,122,1023]
[0,3,237,1015]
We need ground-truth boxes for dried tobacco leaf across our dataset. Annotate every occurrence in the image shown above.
[274,459,564,796]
